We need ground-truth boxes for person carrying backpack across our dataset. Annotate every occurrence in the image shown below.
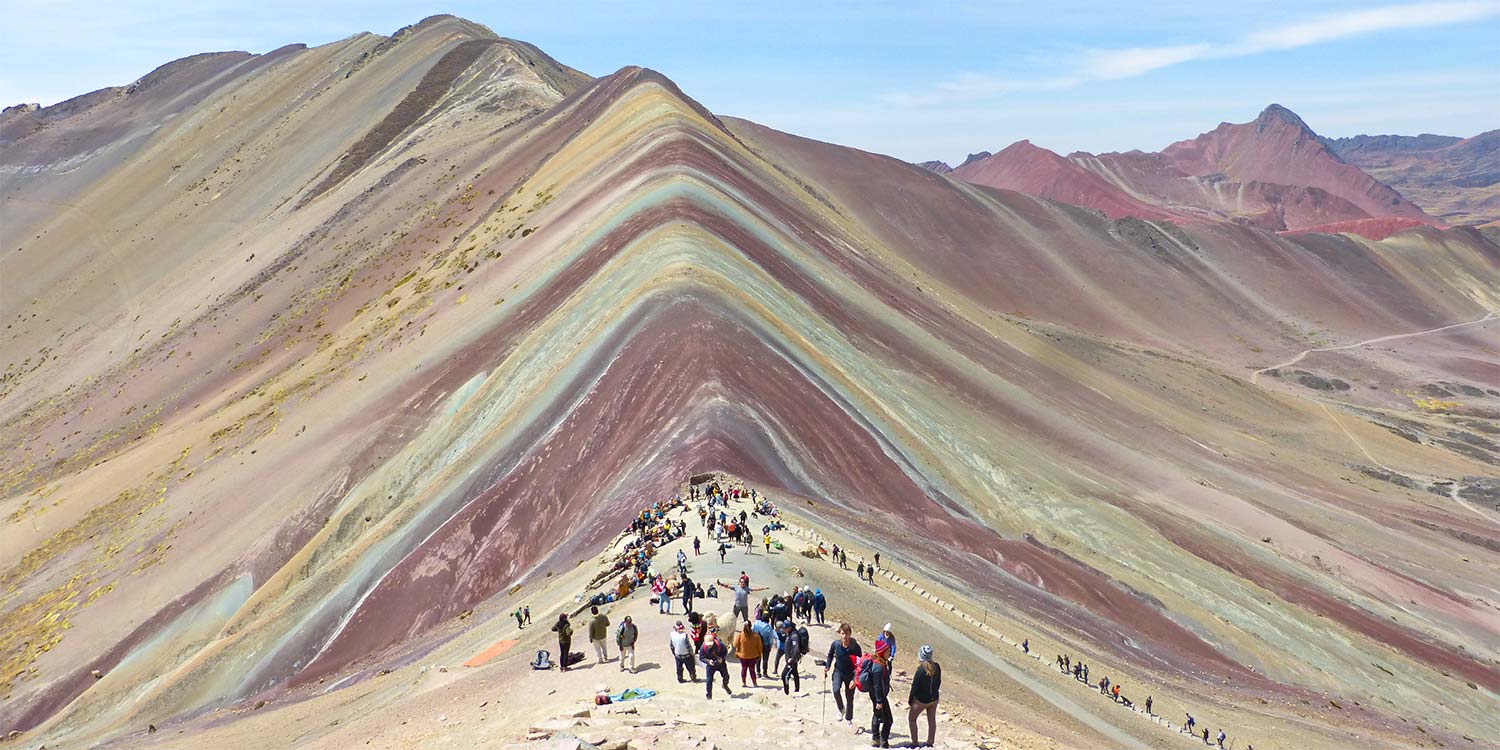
[603,613,632,668]
[779,620,803,694]
[824,623,863,724]
[669,620,698,683]
[552,614,574,672]
[908,645,941,747]
[812,588,827,625]
[699,630,732,699]
[753,616,775,676]
[863,638,893,747]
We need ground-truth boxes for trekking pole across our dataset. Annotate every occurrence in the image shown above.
[822,670,828,724]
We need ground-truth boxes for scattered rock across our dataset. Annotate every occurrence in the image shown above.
[253,700,267,710]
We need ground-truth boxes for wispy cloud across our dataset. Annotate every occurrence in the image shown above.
[885,1,1500,105]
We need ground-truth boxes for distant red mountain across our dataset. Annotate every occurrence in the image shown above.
[946,104,1437,238]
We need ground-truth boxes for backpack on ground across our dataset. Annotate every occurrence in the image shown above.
[854,654,876,692]
[531,650,552,670]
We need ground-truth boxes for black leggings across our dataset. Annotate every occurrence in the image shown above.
[832,673,856,721]
[781,658,800,693]
[871,696,893,742]
[705,660,730,697]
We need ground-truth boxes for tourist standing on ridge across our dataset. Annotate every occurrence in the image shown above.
[867,638,894,748]
[812,588,827,625]
[874,552,881,569]
[780,619,803,694]
[825,623,863,724]
[694,536,702,555]
[753,616,775,676]
[734,621,763,686]
[553,614,573,672]
[879,624,898,671]
[669,621,697,683]
[616,615,638,673]
[523,606,532,625]
[908,645,941,748]
[588,606,611,664]
[699,629,732,699]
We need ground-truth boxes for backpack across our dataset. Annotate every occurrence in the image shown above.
[854,655,877,692]
[796,626,810,654]
[531,650,552,670]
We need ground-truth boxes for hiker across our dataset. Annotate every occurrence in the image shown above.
[670,621,698,683]
[857,561,865,580]
[515,609,525,629]
[879,624,898,671]
[681,574,696,613]
[553,614,574,672]
[908,645,941,748]
[699,629,732,699]
[874,552,881,569]
[764,532,772,552]
[1112,683,1121,702]
[688,611,707,651]
[652,578,670,614]
[1021,638,1029,654]
[589,606,611,663]
[825,623,863,724]
[1202,727,1210,745]
[1184,713,1195,733]
[840,549,849,568]
[812,588,827,624]
[865,637,894,748]
[617,615,638,673]
[734,621,763,686]
[1145,695,1153,715]
[718,542,729,563]
[719,578,766,630]
[523,606,531,625]
[779,620,802,694]
[694,536,702,555]
[1216,729,1226,749]
[753,616,775,675]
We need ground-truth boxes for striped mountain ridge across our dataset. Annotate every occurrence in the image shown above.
[1,15,1498,750]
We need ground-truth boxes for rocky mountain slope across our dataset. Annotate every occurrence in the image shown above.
[1324,129,1500,226]
[2,15,1498,750]
[945,105,1438,237]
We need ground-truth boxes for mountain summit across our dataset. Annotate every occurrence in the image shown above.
[2,17,1498,750]
[949,104,1434,236]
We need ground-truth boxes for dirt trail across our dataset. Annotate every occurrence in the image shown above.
[1250,310,1498,384]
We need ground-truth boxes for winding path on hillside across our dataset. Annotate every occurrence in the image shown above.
[1250,310,1499,385]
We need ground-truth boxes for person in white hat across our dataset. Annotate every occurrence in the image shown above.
[880,624,897,670]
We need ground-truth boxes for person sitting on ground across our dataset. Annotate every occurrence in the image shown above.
[908,645,941,748]
[617,615,638,673]
[825,623,863,725]
[669,620,698,683]
[589,606,611,663]
[553,614,574,672]
[867,638,894,748]
[779,619,803,694]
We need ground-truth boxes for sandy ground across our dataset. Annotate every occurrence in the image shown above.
[111,484,1160,750]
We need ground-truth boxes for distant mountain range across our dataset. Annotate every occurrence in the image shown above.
[1321,129,1499,227]
[922,105,1497,235]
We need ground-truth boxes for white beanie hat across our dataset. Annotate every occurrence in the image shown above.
[883,623,892,632]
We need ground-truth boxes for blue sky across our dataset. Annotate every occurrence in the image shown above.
[3,1,1497,162]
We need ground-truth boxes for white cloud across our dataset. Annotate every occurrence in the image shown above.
[884,1,1500,106]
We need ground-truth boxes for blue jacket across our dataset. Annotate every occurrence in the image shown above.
[752,619,774,651]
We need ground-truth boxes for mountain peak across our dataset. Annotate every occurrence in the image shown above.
[1255,103,1311,133]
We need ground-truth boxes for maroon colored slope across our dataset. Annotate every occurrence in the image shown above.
[950,105,1437,237]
